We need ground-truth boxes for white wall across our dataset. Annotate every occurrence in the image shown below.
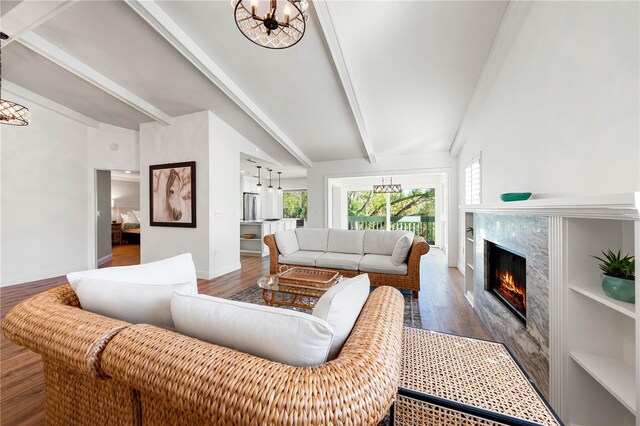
[140,111,212,278]
[306,152,458,266]
[1,93,89,286]
[0,93,141,286]
[208,113,242,277]
[280,177,307,190]
[140,110,244,279]
[87,123,139,268]
[456,1,640,271]
[111,179,140,213]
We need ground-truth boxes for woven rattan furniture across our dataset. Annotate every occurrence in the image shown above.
[394,327,563,426]
[264,234,430,298]
[258,274,340,310]
[3,284,404,425]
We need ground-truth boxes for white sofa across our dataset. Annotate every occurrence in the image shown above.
[264,228,431,297]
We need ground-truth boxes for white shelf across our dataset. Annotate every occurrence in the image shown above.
[569,281,636,319]
[466,237,474,243]
[240,238,261,241]
[570,351,636,415]
[466,263,474,271]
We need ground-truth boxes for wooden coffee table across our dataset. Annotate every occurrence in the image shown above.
[257,274,340,311]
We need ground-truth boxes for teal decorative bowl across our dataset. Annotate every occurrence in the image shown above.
[500,192,532,202]
[602,275,635,303]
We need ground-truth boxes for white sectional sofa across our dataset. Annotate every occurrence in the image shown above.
[264,228,431,297]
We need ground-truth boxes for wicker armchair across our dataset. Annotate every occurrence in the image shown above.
[264,234,430,298]
[3,285,404,425]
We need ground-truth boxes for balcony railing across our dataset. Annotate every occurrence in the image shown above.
[348,215,435,245]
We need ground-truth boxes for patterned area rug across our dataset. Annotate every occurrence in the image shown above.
[229,285,421,328]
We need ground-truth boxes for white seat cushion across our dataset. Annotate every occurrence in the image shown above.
[327,229,365,254]
[275,229,300,256]
[171,293,334,367]
[278,250,324,267]
[364,230,412,256]
[75,278,193,329]
[313,274,370,359]
[295,228,329,252]
[67,253,198,293]
[358,254,408,275]
[315,252,363,271]
[391,234,414,265]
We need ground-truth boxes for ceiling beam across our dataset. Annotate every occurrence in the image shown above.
[0,0,77,47]
[313,0,376,164]
[449,1,532,158]
[3,80,100,128]
[124,0,313,169]
[16,31,174,126]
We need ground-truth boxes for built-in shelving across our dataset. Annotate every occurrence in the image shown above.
[569,281,636,319]
[460,193,640,425]
[463,212,476,307]
[563,217,637,425]
[570,351,636,414]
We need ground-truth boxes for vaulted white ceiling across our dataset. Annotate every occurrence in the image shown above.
[1,0,509,171]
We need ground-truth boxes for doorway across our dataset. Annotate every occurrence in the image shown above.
[95,169,141,268]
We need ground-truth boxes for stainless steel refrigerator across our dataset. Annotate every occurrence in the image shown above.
[243,192,261,221]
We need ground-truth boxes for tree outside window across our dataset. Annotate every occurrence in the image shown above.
[283,191,307,220]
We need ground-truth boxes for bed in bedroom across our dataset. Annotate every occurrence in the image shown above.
[119,209,141,244]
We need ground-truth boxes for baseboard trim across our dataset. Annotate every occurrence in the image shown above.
[97,254,113,267]
[196,262,242,281]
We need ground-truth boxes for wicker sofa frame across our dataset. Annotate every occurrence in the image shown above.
[264,233,430,298]
[3,284,404,425]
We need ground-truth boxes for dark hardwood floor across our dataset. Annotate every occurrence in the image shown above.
[0,245,489,425]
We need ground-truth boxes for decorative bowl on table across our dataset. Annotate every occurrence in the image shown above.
[500,192,532,202]
[241,233,257,239]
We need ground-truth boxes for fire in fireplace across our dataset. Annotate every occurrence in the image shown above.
[486,241,527,323]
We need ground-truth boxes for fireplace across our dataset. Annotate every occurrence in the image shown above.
[486,241,527,323]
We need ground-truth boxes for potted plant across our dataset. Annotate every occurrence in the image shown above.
[592,250,635,303]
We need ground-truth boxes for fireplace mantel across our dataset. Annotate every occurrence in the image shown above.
[460,192,639,219]
[463,199,639,424]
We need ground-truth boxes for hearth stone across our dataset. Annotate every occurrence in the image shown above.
[474,214,549,397]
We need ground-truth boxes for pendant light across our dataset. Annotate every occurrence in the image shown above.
[256,166,263,192]
[277,171,282,195]
[0,33,31,126]
[233,0,308,49]
[373,176,402,193]
[267,168,273,193]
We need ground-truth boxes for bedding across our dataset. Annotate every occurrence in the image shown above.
[123,223,140,230]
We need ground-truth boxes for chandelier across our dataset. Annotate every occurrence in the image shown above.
[233,0,308,49]
[373,177,402,194]
[0,32,31,126]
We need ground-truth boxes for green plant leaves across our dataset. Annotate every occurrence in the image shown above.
[592,249,636,280]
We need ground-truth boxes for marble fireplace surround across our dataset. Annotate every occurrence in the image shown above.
[474,214,550,396]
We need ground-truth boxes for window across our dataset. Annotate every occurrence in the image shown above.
[347,188,436,244]
[465,154,481,205]
[282,191,307,219]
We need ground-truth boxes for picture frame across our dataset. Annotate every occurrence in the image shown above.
[149,161,196,227]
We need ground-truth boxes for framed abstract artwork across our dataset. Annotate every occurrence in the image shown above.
[149,161,196,227]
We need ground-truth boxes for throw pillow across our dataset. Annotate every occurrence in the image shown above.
[275,229,300,256]
[75,278,192,329]
[67,253,198,293]
[391,234,413,266]
[171,293,334,367]
[313,274,370,359]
